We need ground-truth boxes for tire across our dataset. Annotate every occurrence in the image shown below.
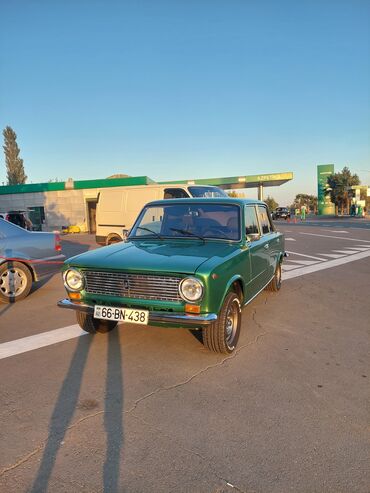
[106,235,122,246]
[266,262,282,292]
[202,292,241,354]
[0,261,33,303]
[76,311,118,334]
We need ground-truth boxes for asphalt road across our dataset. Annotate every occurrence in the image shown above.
[0,219,369,493]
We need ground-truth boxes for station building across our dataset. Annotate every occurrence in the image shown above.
[0,172,293,232]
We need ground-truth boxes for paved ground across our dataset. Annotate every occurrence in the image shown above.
[0,220,369,493]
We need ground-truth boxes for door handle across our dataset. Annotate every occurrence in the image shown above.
[264,243,269,249]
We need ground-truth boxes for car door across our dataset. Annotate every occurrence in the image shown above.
[256,205,280,280]
[244,205,270,296]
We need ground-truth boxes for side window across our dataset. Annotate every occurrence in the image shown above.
[163,188,189,199]
[257,205,272,234]
[245,206,259,235]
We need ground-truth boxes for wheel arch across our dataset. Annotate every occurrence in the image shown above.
[0,258,36,281]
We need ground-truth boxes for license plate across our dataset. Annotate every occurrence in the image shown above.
[94,305,149,325]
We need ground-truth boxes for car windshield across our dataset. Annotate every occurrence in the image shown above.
[188,186,227,198]
[130,203,241,241]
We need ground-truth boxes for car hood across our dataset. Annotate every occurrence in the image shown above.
[66,240,240,275]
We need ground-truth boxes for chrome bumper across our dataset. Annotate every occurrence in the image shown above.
[57,299,217,326]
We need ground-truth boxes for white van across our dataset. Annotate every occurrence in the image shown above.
[95,184,227,245]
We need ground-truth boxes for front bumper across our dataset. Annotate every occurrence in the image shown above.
[57,299,217,326]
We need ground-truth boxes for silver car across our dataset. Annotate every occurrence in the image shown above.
[0,218,65,302]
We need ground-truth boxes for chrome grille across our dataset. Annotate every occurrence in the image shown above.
[84,271,181,302]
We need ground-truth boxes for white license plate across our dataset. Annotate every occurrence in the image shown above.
[94,305,149,325]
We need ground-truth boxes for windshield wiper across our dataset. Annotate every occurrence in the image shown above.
[170,228,205,243]
[135,226,163,239]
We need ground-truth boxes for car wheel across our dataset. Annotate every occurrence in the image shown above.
[106,235,122,246]
[76,311,118,333]
[266,262,282,292]
[0,261,33,303]
[202,292,241,354]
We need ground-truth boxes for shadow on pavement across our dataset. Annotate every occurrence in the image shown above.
[30,329,124,492]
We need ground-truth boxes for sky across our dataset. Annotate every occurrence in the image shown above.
[1,0,369,205]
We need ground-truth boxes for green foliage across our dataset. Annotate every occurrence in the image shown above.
[292,194,317,213]
[326,167,360,215]
[3,126,27,185]
[265,195,278,211]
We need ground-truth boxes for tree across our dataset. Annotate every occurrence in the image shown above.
[3,126,27,185]
[326,167,360,215]
[292,194,318,214]
[265,195,278,211]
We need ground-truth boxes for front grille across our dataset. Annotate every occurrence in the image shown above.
[84,271,181,302]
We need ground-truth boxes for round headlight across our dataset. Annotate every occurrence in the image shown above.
[179,277,204,302]
[64,268,84,292]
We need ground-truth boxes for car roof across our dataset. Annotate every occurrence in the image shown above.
[144,197,266,207]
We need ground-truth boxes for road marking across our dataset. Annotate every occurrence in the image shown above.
[282,264,299,271]
[300,232,370,243]
[352,246,370,250]
[285,238,296,241]
[283,249,370,280]
[285,259,319,265]
[286,251,327,261]
[323,230,348,234]
[332,249,364,254]
[318,253,345,258]
[0,325,86,360]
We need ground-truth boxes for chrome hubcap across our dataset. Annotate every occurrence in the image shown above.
[225,301,239,347]
[0,268,27,297]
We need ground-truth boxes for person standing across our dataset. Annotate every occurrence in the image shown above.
[300,204,306,221]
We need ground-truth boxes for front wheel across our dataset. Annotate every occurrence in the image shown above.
[76,311,118,333]
[202,292,241,354]
[0,261,33,303]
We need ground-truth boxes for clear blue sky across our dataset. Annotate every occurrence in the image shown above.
[1,0,369,204]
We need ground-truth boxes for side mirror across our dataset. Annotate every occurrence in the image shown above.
[122,229,129,239]
[246,232,260,242]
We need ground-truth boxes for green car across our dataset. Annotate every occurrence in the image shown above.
[58,198,285,353]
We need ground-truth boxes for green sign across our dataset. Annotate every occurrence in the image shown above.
[317,164,335,215]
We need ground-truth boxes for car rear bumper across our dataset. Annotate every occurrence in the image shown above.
[57,298,217,326]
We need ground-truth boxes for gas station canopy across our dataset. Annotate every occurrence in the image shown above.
[160,172,293,199]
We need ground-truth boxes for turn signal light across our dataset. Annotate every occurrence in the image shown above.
[69,292,81,300]
[185,304,200,314]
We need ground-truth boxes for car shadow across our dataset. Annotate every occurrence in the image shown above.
[30,329,124,492]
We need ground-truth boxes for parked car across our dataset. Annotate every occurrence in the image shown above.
[271,207,290,220]
[96,184,227,246]
[0,210,33,230]
[58,198,285,353]
[0,218,65,302]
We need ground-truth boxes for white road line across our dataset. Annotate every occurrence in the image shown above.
[283,249,370,280]
[318,253,345,258]
[285,259,319,265]
[282,264,299,271]
[300,232,370,243]
[0,325,87,360]
[323,230,348,234]
[332,250,363,254]
[285,237,296,241]
[352,246,370,250]
[286,251,327,261]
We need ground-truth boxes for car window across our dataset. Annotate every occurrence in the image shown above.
[0,218,26,237]
[257,205,272,235]
[163,188,190,199]
[245,206,259,235]
[188,186,227,198]
[130,203,241,241]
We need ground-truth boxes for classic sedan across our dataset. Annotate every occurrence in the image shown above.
[0,218,65,302]
[58,198,285,353]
